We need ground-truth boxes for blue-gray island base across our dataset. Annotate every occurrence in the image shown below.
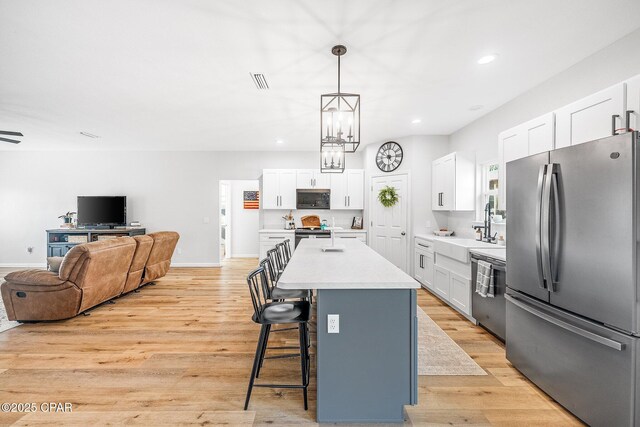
[316,288,418,422]
[277,239,419,423]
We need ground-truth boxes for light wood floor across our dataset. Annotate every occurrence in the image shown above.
[0,261,582,426]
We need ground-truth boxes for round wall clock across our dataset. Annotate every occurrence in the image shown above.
[376,141,403,172]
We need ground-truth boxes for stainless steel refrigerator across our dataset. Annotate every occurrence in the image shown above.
[506,131,640,426]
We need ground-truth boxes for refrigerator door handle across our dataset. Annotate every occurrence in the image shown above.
[505,294,625,351]
[541,164,555,291]
[536,164,547,289]
[550,171,560,285]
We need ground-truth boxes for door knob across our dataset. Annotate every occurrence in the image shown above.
[401,232,406,236]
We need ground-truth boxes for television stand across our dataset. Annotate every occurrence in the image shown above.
[46,228,146,257]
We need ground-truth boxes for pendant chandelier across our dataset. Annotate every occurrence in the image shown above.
[320,45,360,173]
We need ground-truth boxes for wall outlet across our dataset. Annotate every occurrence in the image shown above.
[425,220,431,229]
[327,314,340,334]
[177,247,183,255]
[26,246,34,254]
[203,216,210,224]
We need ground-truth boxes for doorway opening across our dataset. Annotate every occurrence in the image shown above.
[218,180,260,263]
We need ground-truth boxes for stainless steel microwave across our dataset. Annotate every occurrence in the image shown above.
[296,189,330,209]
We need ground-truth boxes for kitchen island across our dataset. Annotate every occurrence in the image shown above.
[278,239,419,423]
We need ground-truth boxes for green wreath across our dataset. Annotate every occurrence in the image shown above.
[378,186,399,207]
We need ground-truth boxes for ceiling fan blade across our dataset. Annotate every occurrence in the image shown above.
[0,131,23,137]
[0,137,21,144]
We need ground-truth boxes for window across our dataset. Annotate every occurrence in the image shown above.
[479,161,500,219]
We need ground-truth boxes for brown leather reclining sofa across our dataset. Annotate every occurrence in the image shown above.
[1,231,179,322]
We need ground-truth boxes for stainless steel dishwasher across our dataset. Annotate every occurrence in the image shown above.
[471,252,506,341]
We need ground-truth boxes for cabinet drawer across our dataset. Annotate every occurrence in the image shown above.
[259,234,293,243]
[336,232,366,242]
[415,239,433,253]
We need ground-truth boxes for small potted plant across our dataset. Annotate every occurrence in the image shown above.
[58,211,77,229]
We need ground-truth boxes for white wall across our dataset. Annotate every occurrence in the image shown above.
[447,28,640,238]
[364,135,450,235]
[363,135,450,273]
[227,180,259,258]
[0,150,363,266]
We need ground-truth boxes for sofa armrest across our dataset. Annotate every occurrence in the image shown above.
[4,269,66,287]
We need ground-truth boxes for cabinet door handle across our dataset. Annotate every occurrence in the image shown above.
[626,110,635,132]
[345,196,347,207]
[420,254,423,269]
[348,195,350,206]
[612,114,621,135]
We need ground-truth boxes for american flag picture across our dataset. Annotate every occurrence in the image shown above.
[243,191,259,209]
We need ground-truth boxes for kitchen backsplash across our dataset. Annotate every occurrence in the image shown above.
[260,209,364,230]
[445,211,506,241]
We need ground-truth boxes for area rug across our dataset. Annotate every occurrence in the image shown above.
[418,306,486,376]
[0,281,20,333]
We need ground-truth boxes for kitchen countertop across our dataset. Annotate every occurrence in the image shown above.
[278,239,418,290]
[470,247,506,261]
[415,234,498,249]
[259,228,367,233]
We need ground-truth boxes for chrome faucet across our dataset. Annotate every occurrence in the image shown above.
[473,203,496,243]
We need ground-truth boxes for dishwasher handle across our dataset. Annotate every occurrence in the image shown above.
[471,256,506,272]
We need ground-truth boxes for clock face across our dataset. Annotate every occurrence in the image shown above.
[376,141,403,172]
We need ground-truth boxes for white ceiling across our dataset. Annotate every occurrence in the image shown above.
[1,0,640,151]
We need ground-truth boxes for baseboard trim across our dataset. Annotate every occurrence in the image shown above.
[0,263,47,268]
[171,263,221,268]
[230,254,259,258]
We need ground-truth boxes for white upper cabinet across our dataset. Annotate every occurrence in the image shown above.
[432,152,474,211]
[261,169,296,210]
[262,170,280,209]
[296,169,330,189]
[498,112,555,209]
[264,169,362,210]
[555,83,626,149]
[625,75,640,131]
[330,169,364,209]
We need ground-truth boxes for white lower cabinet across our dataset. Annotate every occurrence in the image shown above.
[259,232,294,260]
[413,238,434,290]
[335,231,367,243]
[449,271,471,314]
[429,250,474,319]
[433,266,450,300]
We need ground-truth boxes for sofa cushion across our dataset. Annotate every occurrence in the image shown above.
[143,231,179,283]
[122,235,154,294]
[4,269,66,287]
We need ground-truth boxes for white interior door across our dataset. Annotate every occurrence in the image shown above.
[370,174,409,272]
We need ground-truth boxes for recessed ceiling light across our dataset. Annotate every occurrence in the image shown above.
[276,139,284,144]
[411,119,422,124]
[80,131,100,138]
[477,54,497,65]
[469,105,484,111]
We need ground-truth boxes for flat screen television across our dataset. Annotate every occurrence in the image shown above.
[77,196,127,227]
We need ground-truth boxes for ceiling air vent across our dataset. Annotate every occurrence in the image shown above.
[250,72,269,90]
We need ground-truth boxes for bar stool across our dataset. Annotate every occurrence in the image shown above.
[244,267,310,410]
[267,248,285,280]
[260,257,310,302]
[280,239,292,264]
[276,241,290,268]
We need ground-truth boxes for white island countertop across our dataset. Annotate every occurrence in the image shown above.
[278,239,418,290]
